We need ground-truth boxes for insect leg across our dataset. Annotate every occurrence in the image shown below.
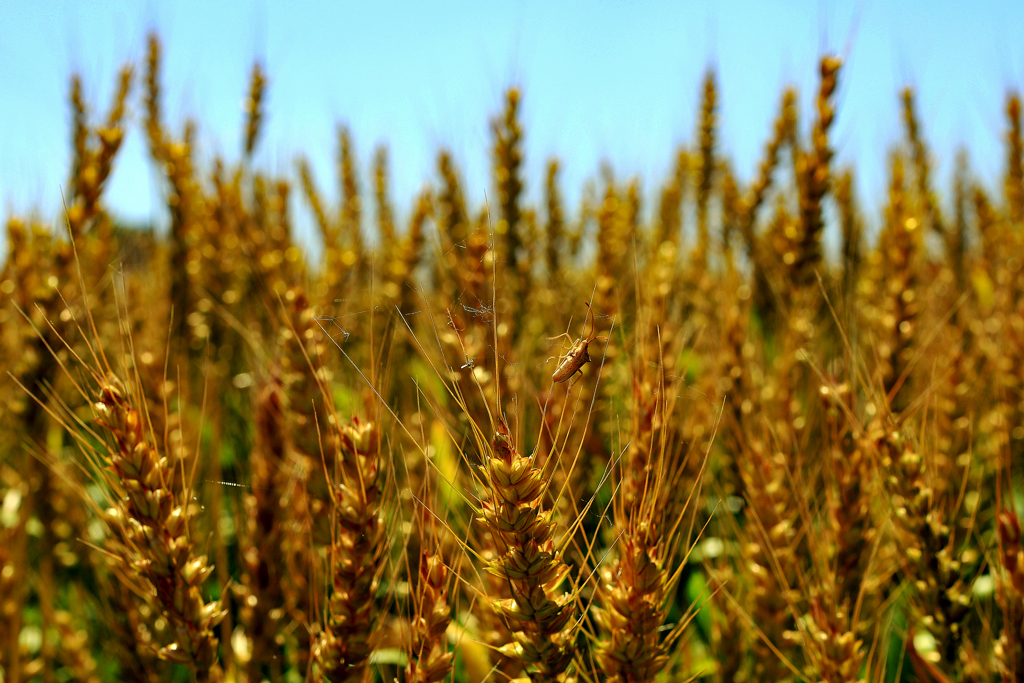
[547,332,575,344]
[583,302,596,341]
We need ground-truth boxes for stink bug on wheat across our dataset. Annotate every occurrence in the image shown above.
[550,303,604,384]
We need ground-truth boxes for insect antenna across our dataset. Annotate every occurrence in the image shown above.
[583,301,607,344]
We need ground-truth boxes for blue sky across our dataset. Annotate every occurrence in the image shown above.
[2,1,1023,258]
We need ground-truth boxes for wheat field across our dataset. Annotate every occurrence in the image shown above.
[2,30,1024,683]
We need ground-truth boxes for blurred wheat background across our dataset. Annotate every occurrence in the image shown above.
[4,2,1024,683]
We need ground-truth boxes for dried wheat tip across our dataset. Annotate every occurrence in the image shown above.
[973,185,1000,266]
[835,169,863,293]
[1,218,79,388]
[720,295,755,460]
[405,553,454,683]
[802,595,864,683]
[240,377,291,682]
[266,176,301,288]
[544,158,565,279]
[625,176,642,242]
[180,157,247,355]
[389,188,431,310]
[596,521,672,683]
[598,358,698,683]
[882,430,972,667]
[1007,93,1024,224]
[298,156,335,244]
[275,178,294,238]
[877,152,920,402]
[279,287,330,429]
[470,533,521,680]
[621,377,660,511]
[373,145,397,249]
[738,440,798,682]
[70,75,88,192]
[753,193,793,322]
[66,65,133,238]
[695,69,717,265]
[92,376,225,678]
[950,150,969,292]
[567,181,594,258]
[437,150,469,248]
[519,206,540,282]
[315,417,385,683]
[105,63,133,129]
[492,87,525,269]
[656,147,688,248]
[596,178,627,317]
[244,61,266,157]
[721,160,740,264]
[144,32,166,159]
[741,88,796,249]
[479,420,577,683]
[157,130,203,349]
[792,55,841,288]
[98,532,166,682]
[338,125,365,272]
[250,174,279,284]
[95,66,132,185]
[277,288,336,484]
[821,383,874,611]
[902,87,945,236]
[268,290,329,672]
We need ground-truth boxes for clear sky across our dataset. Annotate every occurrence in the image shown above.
[2,1,1023,258]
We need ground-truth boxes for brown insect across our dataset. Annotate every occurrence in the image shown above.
[550,303,604,384]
